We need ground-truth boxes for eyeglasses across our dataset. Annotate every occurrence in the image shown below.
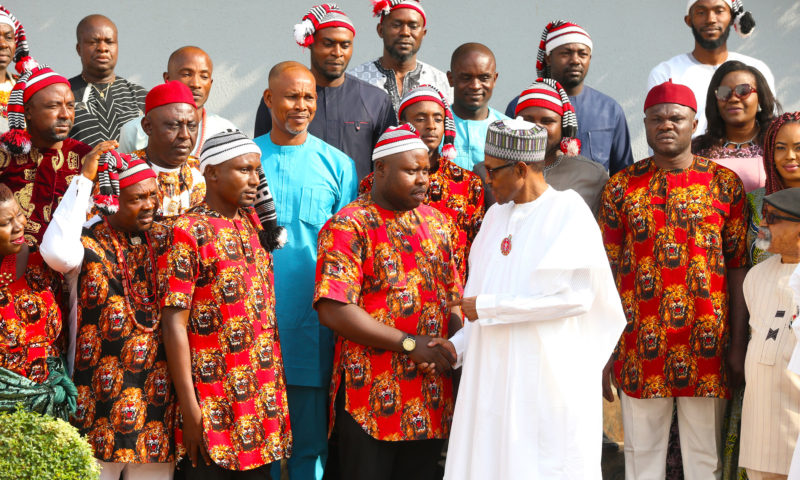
[485,162,515,179]
[715,84,757,102]
[762,207,800,225]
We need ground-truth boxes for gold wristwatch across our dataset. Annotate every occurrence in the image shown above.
[401,334,416,353]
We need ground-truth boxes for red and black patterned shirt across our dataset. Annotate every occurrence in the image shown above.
[598,156,747,399]
[160,203,291,471]
[0,250,62,383]
[314,196,462,441]
[359,157,484,282]
[72,220,175,464]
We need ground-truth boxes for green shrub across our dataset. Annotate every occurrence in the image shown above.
[0,405,99,480]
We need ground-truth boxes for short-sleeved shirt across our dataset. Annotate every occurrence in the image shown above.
[72,220,175,464]
[359,158,484,283]
[598,156,747,399]
[0,138,92,244]
[314,196,462,441]
[0,250,62,383]
[69,75,147,146]
[160,203,292,470]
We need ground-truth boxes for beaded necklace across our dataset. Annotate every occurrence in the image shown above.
[103,218,159,333]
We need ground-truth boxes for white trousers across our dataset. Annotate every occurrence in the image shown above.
[98,461,174,480]
[620,391,726,480]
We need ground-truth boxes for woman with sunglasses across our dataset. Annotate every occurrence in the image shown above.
[693,61,779,193]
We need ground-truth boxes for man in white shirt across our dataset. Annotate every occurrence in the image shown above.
[647,0,774,138]
[118,46,236,156]
[438,118,626,479]
[741,188,800,480]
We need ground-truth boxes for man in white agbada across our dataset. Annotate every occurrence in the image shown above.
[741,187,800,480]
[437,118,626,479]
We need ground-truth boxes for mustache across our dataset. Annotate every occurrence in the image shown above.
[754,226,771,251]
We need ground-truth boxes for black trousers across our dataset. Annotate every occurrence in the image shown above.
[335,387,444,480]
[174,458,273,480]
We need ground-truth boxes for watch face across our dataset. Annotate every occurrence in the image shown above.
[402,336,416,352]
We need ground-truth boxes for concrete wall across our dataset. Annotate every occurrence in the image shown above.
[12,0,800,159]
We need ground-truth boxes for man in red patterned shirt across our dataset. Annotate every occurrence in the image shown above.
[598,80,748,479]
[315,124,461,480]
[161,130,291,479]
[359,85,484,282]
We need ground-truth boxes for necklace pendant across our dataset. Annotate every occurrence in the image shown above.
[500,234,512,256]
[130,236,142,245]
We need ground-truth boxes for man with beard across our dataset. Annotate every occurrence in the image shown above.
[315,124,461,480]
[504,21,633,176]
[349,0,451,113]
[69,15,147,146]
[476,78,608,215]
[133,81,205,220]
[599,80,748,479]
[447,43,508,172]
[0,65,94,244]
[738,188,800,480]
[256,61,357,480]
[118,46,237,157]
[253,5,395,181]
[41,148,176,479]
[358,85,484,283]
[161,130,292,478]
[648,0,775,138]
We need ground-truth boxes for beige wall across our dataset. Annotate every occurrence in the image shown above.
[12,0,800,159]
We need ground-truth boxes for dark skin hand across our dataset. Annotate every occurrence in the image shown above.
[162,306,212,467]
[601,356,618,402]
[317,298,456,374]
[79,140,119,181]
[725,267,748,391]
[447,297,477,322]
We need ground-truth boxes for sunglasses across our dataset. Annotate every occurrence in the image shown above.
[715,84,757,102]
[485,162,515,179]
[762,208,800,225]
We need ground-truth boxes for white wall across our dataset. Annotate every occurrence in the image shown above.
[12,0,800,159]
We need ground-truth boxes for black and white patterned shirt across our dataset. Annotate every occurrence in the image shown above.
[68,75,147,147]
[348,58,452,114]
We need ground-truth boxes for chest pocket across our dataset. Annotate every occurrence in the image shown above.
[299,186,336,227]
[587,129,613,170]
[759,303,796,366]
[343,120,371,137]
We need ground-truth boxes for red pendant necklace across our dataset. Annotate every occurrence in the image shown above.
[104,218,159,333]
[500,234,512,256]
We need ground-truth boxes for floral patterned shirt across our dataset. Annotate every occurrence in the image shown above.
[359,157,484,282]
[0,250,62,383]
[314,196,462,441]
[599,156,747,399]
[0,138,92,244]
[160,203,291,470]
[133,150,205,221]
[72,220,175,464]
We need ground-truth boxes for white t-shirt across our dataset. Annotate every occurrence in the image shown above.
[647,52,776,138]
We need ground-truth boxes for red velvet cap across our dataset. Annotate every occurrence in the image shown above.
[644,79,697,113]
[145,80,196,114]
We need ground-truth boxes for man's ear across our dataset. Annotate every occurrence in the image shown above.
[376,21,384,39]
[263,89,272,109]
[691,117,698,134]
[684,15,692,29]
[162,72,169,83]
[141,115,152,136]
